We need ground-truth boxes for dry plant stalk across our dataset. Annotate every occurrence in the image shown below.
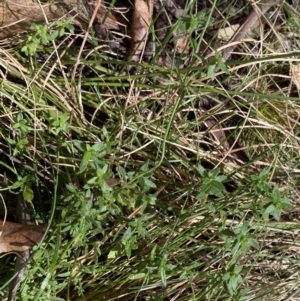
[222,0,280,61]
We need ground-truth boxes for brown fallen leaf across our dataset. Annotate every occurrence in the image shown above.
[0,220,47,253]
[105,178,120,187]
[126,0,153,65]
[6,195,47,301]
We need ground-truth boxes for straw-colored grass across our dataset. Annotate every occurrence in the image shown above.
[1,0,300,300]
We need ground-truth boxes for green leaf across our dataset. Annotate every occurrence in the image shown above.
[249,238,259,249]
[197,165,207,177]
[203,184,213,193]
[211,180,225,192]
[150,245,157,261]
[143,178,157,189]
[128,273,146,280]
[210,186,224,198]
[211,168,221,178]
[262,203,275,214]
[65,184,77,193]
[99,178,112,193]
[65,23,74,34]
[23,186,34,202]
[190,16,198,31]
[159,266,167,287]
[73,140,87,152]
[91,142,105,153]
[217,58,229,74]
[280,201,293,209]
[123,236,137,258]
[11,181,22,189]
[215,175,227,182]
[207,64,216,79]
[196,191,208,201]
[50,30,59,40]
[86,177,98,186]
[141,161,150,172]
[235,265,243,274]
[59,28,65,37]
[220,229,236,237]
[79,151,92,173]
[107,249,118,259]
[272,207,281,221]
[122,226,133,241]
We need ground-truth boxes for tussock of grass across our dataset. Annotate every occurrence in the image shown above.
[1,0,300,300]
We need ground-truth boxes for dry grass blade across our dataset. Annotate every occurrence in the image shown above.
[1,0,300,300]
[207,0,281,62]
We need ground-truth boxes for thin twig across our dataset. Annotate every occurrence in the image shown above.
[222,0,280,61]
[0,144,54,183]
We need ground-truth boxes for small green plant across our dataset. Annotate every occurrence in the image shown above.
[10,175,35,202]
[220,222,258,256]
[197,165,227,201]
[50,112,70,135]
[177,8,213,56]
[222,264,244,296]
[13,113,30,135]
[21,20,74,56]
[1,1,300,300]
[260,185,292,221]
[207,50,230,79]
[250,169,293,221]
